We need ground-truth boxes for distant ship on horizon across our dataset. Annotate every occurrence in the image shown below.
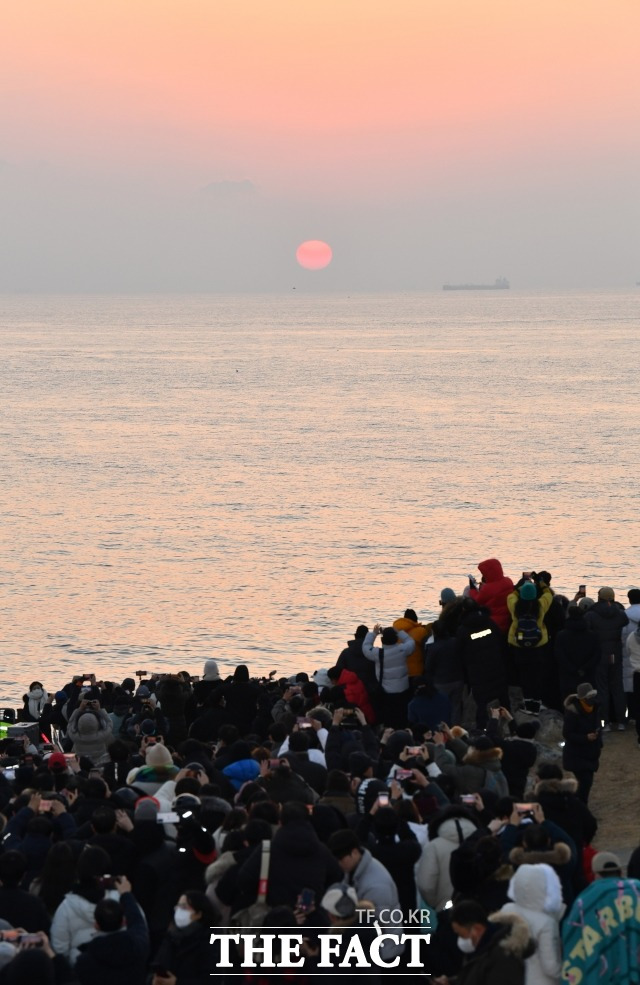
[443,276,510,291]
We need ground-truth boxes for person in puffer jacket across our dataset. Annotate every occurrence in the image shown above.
[362,623,414,728]
[416,805,480,911]
[468,559,514,635]
[501,862,565,985]
[66,701,114,765]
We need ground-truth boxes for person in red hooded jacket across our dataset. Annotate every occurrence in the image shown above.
[468,559,514,635]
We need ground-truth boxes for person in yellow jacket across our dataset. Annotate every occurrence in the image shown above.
[393,608,430,681]
[507,579,553,710]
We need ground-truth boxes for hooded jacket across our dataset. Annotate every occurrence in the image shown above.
[362,630,414,694]
[456,911,534,985]
[392,617,430,677]
[585,601,629,657]
[66,709,114,765]
[51,890,118,964]
[533,776,597,848]
[416,808,479,910]
[562,693,603,774]
[469,559,514,635]
[501,863,564,985]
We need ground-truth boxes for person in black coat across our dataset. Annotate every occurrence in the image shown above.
[219,666,261,737]
[585,588,629,728]
[0,851,51,933]
[532,762,598,851]
[74,877,149,985]
[485,708,539,799]
[562,683,603,804]
[231,803,343,914]
[455,606,509,728]
[555,606,600,700]
[150,890,219,985]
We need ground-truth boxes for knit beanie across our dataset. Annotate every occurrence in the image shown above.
[145,743,173,767]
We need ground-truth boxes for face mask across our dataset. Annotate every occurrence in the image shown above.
[174,907,192,929]
[31,688,43,698]
[457,936,476,954]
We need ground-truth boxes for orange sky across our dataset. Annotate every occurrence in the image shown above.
[3,0,639,196]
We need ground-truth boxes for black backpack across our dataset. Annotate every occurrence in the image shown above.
[515,614,542,648]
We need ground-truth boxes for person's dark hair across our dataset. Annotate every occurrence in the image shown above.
[243,819,273,846]
[218,725,240,746]
[26,815,54,837]
[74,845,111,903]
[221,807,248,833]
[522,824,552,851]
[325,769,351,793]
[495,796,516,819]
[536,571,552,586]
[248,800,279,825]
[628,589,640,605]
[1,949,56,985]
[84,778,108,800]
[263,905,297,929]
[404,609,418,622]
[355,625,369,641]
[233,665,249,683]
[536,761,563,781]
[381,627,398,646]
[34,842,77,915]
[289,731,310,753]
[328,829,361,859]
[91,805,117,835]
[567,605,584,621]
[181,889,219,925]
[268,722,287,744]
[280,801,310,825]
[175,777,201,797]
[0,851,27,888]
[29,681,43,691]
[108,740,131,763]
[449,899,489,928]
[514,595,540,617]
[94,897,124,933]
[221,830,245,853]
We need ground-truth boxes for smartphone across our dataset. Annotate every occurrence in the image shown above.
[157,811,180,824]
[2,768,15,780]
[297,717,312,728]
[269,758,284,769]
[461,794,476,804]
[296,888,316,912]
[39,800,53,812]
[486,698,501,711]
[0,930,20,942]
[516,803,534,814]
[579,584,586,594]
[377,794,390,806]
[395,769,414,781]
[82,676,93,683]
[522,571,532,580]
[18,933,42,945]
[406,746,422,756]
[135,670,148,677]
[100,875,116,889]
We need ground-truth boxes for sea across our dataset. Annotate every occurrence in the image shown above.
[1,289,639,706]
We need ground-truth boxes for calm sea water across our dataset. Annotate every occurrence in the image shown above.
[1,290,639,705]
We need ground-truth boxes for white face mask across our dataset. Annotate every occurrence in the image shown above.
[457,936,476,954]
[31,688,43,698]
[174,907,193,929]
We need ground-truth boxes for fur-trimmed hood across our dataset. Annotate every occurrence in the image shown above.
[488,910,536,960]
[534,776,578,796]
[564,693,599,714]
[205,850,238,885]
[509,842,572,868]
[463,745,503,767]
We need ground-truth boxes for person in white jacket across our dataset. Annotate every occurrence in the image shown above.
[416,807,479,911]
[362,623,414,728]
[50,846,120,965]
[624,623,640,744]
[500,861,564,985]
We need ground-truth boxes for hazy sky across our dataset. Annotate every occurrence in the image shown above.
[1,0,639,291]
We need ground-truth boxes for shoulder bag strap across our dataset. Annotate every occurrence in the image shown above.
[256,839,271,903]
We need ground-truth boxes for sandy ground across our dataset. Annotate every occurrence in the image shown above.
[589,726,640,861]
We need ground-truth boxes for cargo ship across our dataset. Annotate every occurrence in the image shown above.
[443,277,510,291]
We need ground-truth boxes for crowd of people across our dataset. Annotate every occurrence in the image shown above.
[1,558,639,983]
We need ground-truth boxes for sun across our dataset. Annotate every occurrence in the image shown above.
[296,240,332,270]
